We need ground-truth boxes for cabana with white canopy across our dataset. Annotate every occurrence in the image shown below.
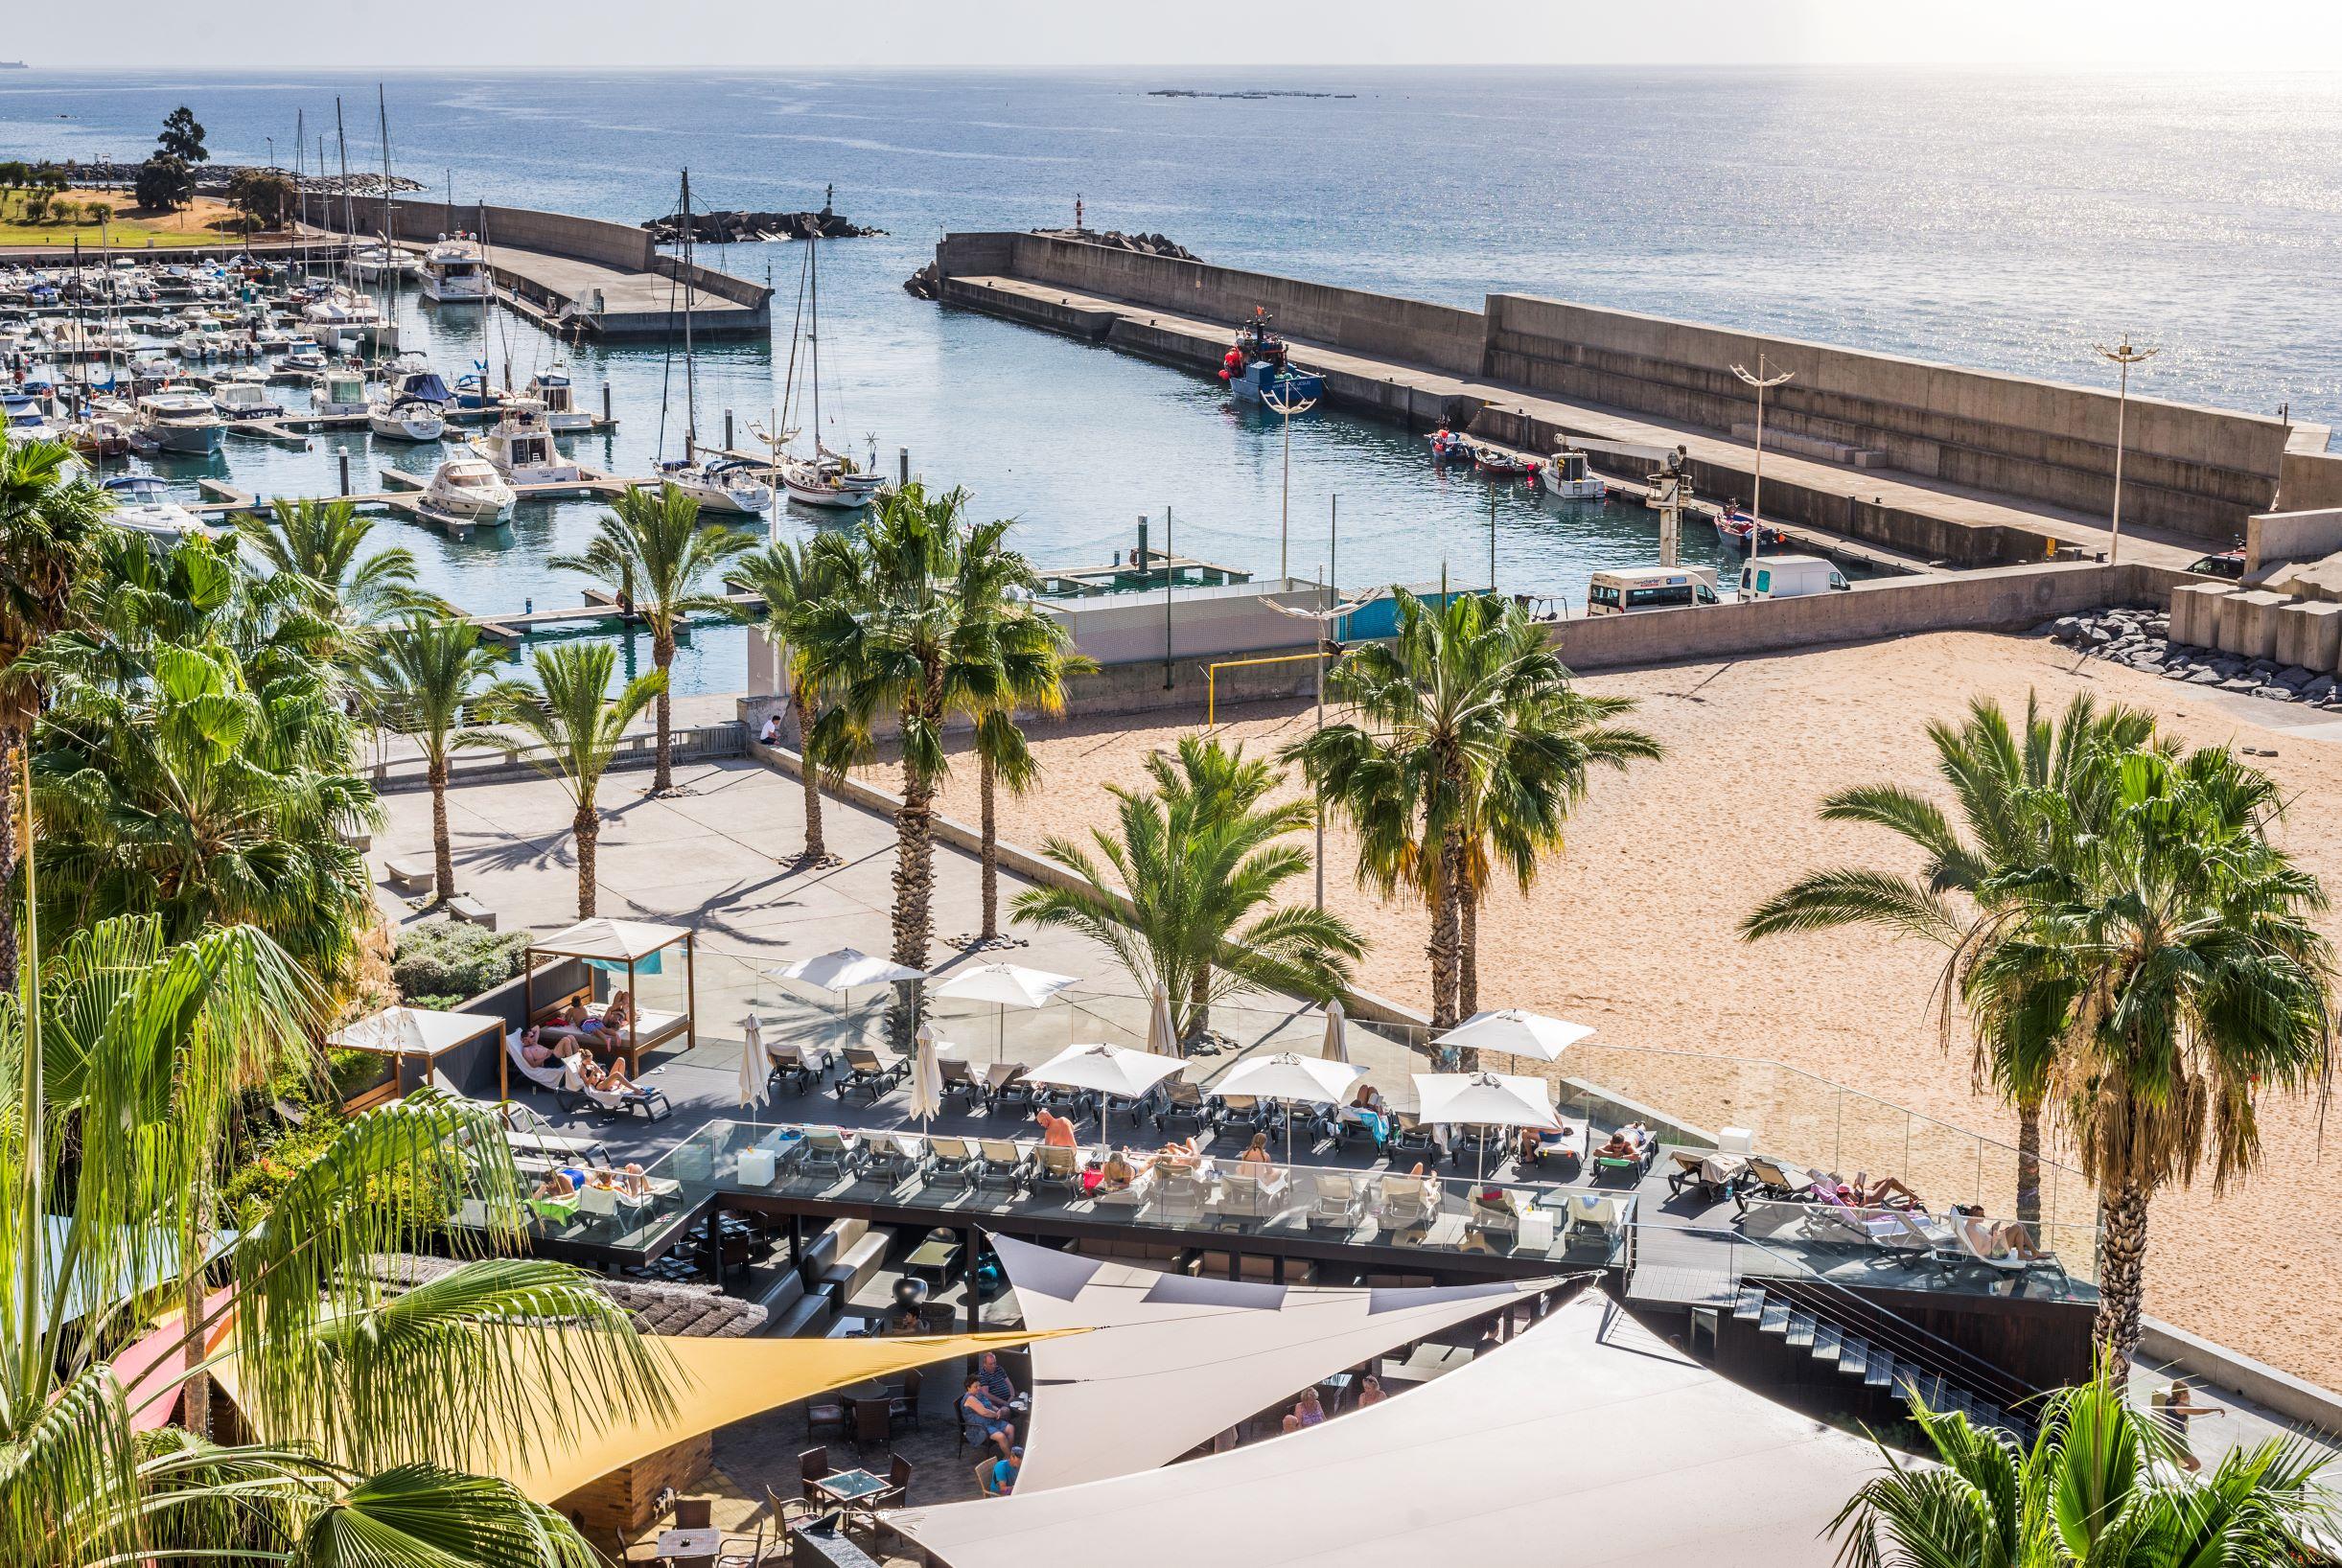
[516,918,696,1092]
[890,1294,1890,1568]
[330,1004,505,1108]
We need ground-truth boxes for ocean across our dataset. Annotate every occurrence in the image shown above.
[7,67,2338,692]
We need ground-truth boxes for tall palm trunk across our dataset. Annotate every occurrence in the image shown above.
[573,805,598,919]
[650,630,676,793]
[0,724,22,993]
[978,747,1000,942]
[2014,1101,2043,1228]
[428,752,454,905]
[892,691,935,1050]
[2094,1178,2149,1377]
[792,685,825,860]
[1188,969,1211,1049]
[1459,881,1479,1019]
[1429,826,1464,1031]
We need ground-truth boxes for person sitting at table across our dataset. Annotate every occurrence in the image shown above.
[1238,1132,1275,1171]
[1292,1388,1327,1427]
[1280,1413,1302,1434]
[1099,1146,1138,1192]
[960,1375,1015,1458]
[1357,1374,1387,1408]
[977,1445,1022,1495]
[976,1349,1019,1406]
[1033,1106,1078,1149]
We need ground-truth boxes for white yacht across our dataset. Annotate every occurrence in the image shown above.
[283,339,328,373]
[101,474,218,542]
[367,393,446,443]
[423,456,516,520]
[420,238,490,304]
[301,286,382,331]
[348,242,416,284]
[311,366,375,419]
[211,381,284,421]
[524,367,592,431]
[469,399,578,485]
[128,389,225,456]
[661,456,774,516]
[777,452,875,510]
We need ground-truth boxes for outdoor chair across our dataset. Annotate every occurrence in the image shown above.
[852,1395,893,1452]
[939,1056,985,1111]
[1465,1188,1520,1247]
[888,1369,924,1431]
[672,1497,712,1530]
[799,1127,868,1183]
[565,1072,673,1121]
[1209,1094,1269,1134]
[1387,1114,1438,1161]
[1589,1146,1642,1187]
[1562,1193,1626,1251]
[806,1394,848,1441]
[1448,1124,1505,1169]
[1727,1154,1807,1209]
[835,1047,909,1103]
[1030,1142,1084,1198]
[927,1135,985,1188]
[1940,1218,2068,1285]
[1094,1166,1159,1210]
[766,1041,825,1095]
[868,1453,914,1510]
[974,1138,1033,1192]
[865,1133,930,1185]
[987,1064,1038,1115]
[1666,1147,1733,1200]
[525,1194,581,1228]
[1306,1170,1371,1230]
[1153,1078,1206,1127]
[1331,1107,1384,1154]
[1377,1173,1438,1232]
[1208,1167,1290,1228]
[504,1034,573,1099]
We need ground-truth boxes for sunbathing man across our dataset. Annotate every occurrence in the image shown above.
[513,1025,555,1069]
[531,1168,576,1199]
[1033,1106,1078,1150]
[1148,1135,1201,1173]
[1593,1130,1639,1163]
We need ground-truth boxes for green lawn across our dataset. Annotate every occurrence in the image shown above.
[0,188,260,250]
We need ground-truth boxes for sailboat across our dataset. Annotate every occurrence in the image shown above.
[362,88,447,444]
[653,169,775,516]
[765,213,883,510]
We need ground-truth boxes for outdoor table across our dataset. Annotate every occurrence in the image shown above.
[904,1236,963,1287]
[654,1526,722,1565]
[838,1380,891,1402]
[813,1468,890,1506]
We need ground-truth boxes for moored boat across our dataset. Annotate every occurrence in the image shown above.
[423,456,516,520]
[1540,447,1609,501]
[128,388,225,456]
[368,394,447,443]
[661,455,774,515]
[101,473,218,542]
[469,399,578,485]
[1219,309,1326,405]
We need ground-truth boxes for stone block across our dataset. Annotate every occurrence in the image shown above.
[2274,600,2342,674]
[2215,590,2289,660]
[2168,582,2234,648]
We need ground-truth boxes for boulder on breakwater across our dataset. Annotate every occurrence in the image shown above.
[644,208,883,245]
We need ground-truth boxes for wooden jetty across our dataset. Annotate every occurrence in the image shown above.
[465,588,768,645]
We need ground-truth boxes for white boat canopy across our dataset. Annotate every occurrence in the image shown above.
[890,1294,1892,1568]
[985,1234,1553,1493]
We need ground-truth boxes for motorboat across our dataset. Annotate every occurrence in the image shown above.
[1218,309,1325,406]
[423,456,516,520]
[174,320,230,359]
[348,242,416,284]
[525,367,592,431]
[211,381,284,421]
[72,405,133,458]
[1539,447,1609,502]
[283,339,328,373]
[420,238,490,304]
[1712,507,1790,552]
[128,389,225,456]
[1428,427,1472,464]
[311,366,375,419]
[367,393,446,443]
[1472,444,1534,480]
[661,456,773,515]
[127,352,176,384]
[301,286,381,331]
[101,474,217,542]
[1,393,62,446]
[469,398,578,484]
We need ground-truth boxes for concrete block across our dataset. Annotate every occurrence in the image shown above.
[2168,581,2234,649]
[2215,590,2289,660]
[2275,600,2342,674]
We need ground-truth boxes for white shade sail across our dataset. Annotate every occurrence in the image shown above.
[907,1023,945,1123]
[1024,1042,1184,1099]
[772,945,926,992]
[1217,1051,1365,1106]
[1411,1071,1559,1130]
[890,1295,1890,1568]
[1432,1008,1595,1063]
[981,1234,1554,1492]
[1319,999,1350,1064]
[931,962,1079,1008]
[530,917,689,964]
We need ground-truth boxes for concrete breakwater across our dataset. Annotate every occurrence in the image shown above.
[926,232,2342,564]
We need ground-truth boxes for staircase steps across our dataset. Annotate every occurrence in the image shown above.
[1732,1284,1767,1322]
[1785,1309,1818,1349]
[1864,1349,1896,1388]
[1758,1298,1791,1334]
[1811,1321,1843,1365]
[1836,1335,1869,1379]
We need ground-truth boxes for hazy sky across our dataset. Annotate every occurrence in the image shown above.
[13,0,2342,71]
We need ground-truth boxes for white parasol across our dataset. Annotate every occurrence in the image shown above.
[1025,1042,1185,1149]
[1319,998,1350,1064]
[1411,1070,1560,1181]
[1217,1050,1366,1161]
[932,962,1079,1063]
[907,1021,945,1127]
[737,1012,767,1124]
[1432,1009,1594,1067]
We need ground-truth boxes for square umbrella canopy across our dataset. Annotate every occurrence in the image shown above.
[772,945,927,992]
[1217,1049,1368,1161]
[1432,1009,1595,1063]
[1411,1071,1560,1130]
[931,962,1078,1008]
[1025,1042,1184,1146]
[327,1004,504,1097]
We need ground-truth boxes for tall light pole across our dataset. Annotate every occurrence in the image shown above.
[1729,352,1795,579]
[2093,336,2158,565]
[1264,381,1317,581]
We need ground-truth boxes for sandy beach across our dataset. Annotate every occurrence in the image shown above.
[856,628,2342,1387]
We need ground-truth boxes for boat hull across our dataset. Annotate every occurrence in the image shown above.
[781,475,870,509]
[369,412,445,442]
[1229,363,1326,406]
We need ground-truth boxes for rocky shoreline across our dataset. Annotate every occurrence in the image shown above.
[37,161,422,196]
[903,227,1200,299]
[643,209,882,245]
[2045,603,2342,707]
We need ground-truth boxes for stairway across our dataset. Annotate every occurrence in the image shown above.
[1731,1281,2021,1434]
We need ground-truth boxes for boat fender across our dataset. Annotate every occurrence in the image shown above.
[1217,368,1230,380]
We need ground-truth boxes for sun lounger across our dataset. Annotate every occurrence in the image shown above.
[986,1064,1037,1115]
[505,1033,575,1096]
[799,1126,868,1182]
[1209,1093,1268,1134]
[1151,1171,1208,1223]
[1941,1218,2068,1284]
[974,1137,1032,1192]
[866,1133,931,1185]
[1208,1167,1290,1227]
[571,1075,673,1121]
[1306,1170,1371,1229]
[1377,1172,1438,1231]
[939,1056,985,1111]
[835,1047,909,1103]
[1094,1166,1159,1210]
[497,1102,614,1167]
[1730,1154,1809,1205]
[1030,1142,1084,1197]
[766,1041,828,1095]
[1562,1192,1628,1250]
[1465,1188,1520,1246]
[1386,1113,1438,1161]
[928,1135,984,1188]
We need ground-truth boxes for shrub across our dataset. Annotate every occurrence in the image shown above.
[390,919,529,1004]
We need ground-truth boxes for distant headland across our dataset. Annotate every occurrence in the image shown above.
[1148,88,1355,101]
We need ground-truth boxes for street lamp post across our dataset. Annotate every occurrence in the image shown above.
[2093,336,2159,565]
[1729,352,1795,579]
[1264,381,1318,581]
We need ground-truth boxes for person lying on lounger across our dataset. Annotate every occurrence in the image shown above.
[532,1168,576,1199]
[1951,1206,2047,1260]
[1847,1171,1924,1211]
[580,1057,638,1096]
[1099,1147,1138,1192]
[1148,1136,1202,1172]
[1593,1131,1639,1163]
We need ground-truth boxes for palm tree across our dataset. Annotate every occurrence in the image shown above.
[0,437,105,990]
[962,596,1089,946]
[0,906,672,1567]
[553,483,751,794]
[790,483,1049,990]
[364,616,506,905]
[464,641,664,919]
[1833,1368,2330,1568]
[1013,735,1364,1044]
[1740,692,2161,1226]
[1967,744,2333,1373]
[234,496,435,677]
[1285,589,1656,1028]
[727,538,852,863]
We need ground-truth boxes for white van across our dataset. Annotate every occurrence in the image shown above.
[1585,565,1723,616]
[1736,554,1849,600]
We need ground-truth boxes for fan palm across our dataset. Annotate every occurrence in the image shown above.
[0,902,672,1567]
[1013,735,1363,1043]
[727,538,854,862]
[1966,745,2333,1373]
[1740,692,2162,1225]
[1832,1366,2331,1568]
[1285,589,1655,1028]
[552,483,752,793]
[364,616,507,905]
[790,483,1054,994]
[462,641,665,919]
[0,436,106,989]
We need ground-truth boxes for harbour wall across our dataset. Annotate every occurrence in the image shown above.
[933,232,2332,544]
[331,194,655,271]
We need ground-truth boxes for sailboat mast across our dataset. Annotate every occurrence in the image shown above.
[294,108,307,279]
[807,227,821,458]
[376,84,397,355]
[335,98,355,295]
[680,168,696,453]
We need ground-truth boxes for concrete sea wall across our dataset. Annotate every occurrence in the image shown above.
[330,194,656,271]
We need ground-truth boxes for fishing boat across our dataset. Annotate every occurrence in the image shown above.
[1427,427,1472,464]
[420,238,490,303]
[525,366,592,431]
[1471,444,1534,479]
[469,399,578,485]
[423,456,516,520]
[1713,507,1789,551]
[311,366,375,419]
[128,388,225,456]
[101,474,216,542]
[1218,309,1325,406]
[1539,447,1609,501]
[368,393,446,443]
[661,455,774,515]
